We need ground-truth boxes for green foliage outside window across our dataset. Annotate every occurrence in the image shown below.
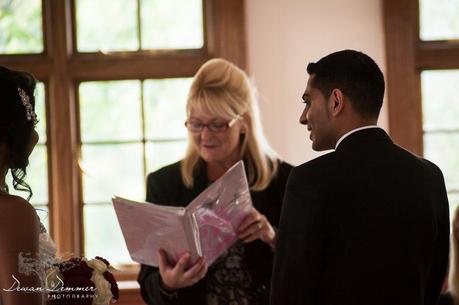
[0,0,43,54]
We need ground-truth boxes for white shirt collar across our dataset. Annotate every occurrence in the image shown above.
[335,125,380,149]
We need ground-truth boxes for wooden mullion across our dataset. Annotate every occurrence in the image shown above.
[204,0,215,58]
[73,79,84,256]
[68,54,209,80]
[0,55,52,80]
[383,0,423,156]
[207,0,246,69]
[42,0,51,56]
[416,41,459,70]
[47,0,82,256]
[69,0,78,55]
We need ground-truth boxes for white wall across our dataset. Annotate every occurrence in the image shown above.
[245,0,387,165]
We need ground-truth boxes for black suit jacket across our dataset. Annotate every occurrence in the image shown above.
[271,128,449,305]
[138,159,292,305]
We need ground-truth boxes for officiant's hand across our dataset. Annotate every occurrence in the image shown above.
[158,250,208,290]
[238,207,276,248]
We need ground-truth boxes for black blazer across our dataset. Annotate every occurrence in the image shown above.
[138,159,292,305]
[271,128,450,305]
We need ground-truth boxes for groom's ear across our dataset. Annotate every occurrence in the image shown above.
[328,88,345,117]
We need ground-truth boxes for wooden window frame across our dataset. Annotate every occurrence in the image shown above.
[0,0,246,302]
[384,0,459,155]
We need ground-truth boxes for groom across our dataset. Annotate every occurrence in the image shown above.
[271,50,449,305]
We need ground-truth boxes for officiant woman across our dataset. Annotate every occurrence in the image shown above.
[138,58,292,305]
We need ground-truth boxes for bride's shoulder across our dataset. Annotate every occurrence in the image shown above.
[0,195,39,232]
[1,194,35,212]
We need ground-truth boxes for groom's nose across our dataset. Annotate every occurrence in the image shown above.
[299,107,308,125]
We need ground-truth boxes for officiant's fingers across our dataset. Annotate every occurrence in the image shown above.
[241,226,263,243]
[239,220,264,240]
[183,257,206,280]
[194,260,208,282]
[238,209,260,232]
[174,252,191,272]
[188,261,208,286]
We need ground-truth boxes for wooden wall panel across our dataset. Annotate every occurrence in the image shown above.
[384,0,423,155]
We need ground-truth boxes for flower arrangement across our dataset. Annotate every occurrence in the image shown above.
[46,256,119,305]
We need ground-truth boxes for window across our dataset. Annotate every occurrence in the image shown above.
[419,0,459,41]
[0,0,44,54]
[384,0,459,218]
[79,79,190,265]
[0,0,246,302]
[76,0,204,52]
[421,71,459,217]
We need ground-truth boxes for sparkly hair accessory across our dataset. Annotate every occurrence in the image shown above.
[17,87,37,123]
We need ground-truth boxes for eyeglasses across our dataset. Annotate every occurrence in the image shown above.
[185,115,241,133]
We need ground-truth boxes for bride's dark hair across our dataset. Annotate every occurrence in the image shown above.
[0,66,37,200]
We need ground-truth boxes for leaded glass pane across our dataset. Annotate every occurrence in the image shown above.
[143,78,190,140]
[35,82,46,143]
[146,141,187,173]
[0,0,43,54]
[27,144,48,204]
[79,81,142,142]
[84,204,132,265]
[76,0,139,52]
[140,0,204,49]
[421,70,459,131]
[81,144,145,203]
[419,0,459,41]
[423,133,459,192]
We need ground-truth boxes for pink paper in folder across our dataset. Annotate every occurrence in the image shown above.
[113,161,252,267]
[188,162,252,265]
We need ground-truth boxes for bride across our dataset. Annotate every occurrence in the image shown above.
[0,66,46,305]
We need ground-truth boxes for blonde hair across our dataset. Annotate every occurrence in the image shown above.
[450,206,459,298]
[181,58,279,191]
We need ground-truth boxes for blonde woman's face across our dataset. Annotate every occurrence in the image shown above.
[188,108,244,166]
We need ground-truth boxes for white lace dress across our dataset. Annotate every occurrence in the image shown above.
[34,223,57,286]
[0,223,56,305]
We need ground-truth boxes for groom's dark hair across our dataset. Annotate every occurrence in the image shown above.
[307,49,385,119]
